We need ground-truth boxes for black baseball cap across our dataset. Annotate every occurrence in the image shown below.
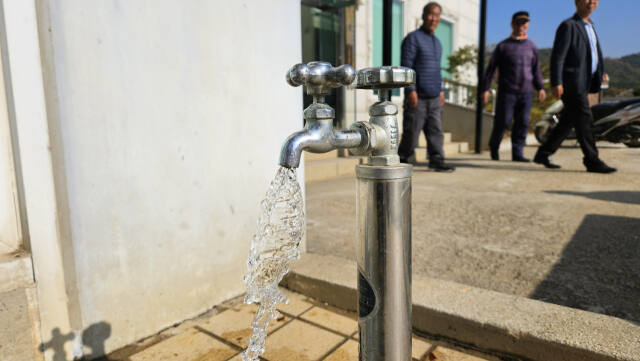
[512,11,530,23]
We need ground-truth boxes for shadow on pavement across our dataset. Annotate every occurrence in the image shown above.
[545,190,640,206]
[416,160,584,173]
[530,214,640,324]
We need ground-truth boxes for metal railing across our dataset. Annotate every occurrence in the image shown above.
[442,78,496,114]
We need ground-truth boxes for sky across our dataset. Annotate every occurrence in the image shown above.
[486,0,640,58]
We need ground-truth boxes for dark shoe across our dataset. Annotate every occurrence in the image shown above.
[490,149,499,161]
[584,159,617,173]
[428,161,456,172]
[512,155,531,163]
[399,154,416,165]
[533,153,561,169]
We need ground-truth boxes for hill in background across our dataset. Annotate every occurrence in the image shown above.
[537,49,640,91]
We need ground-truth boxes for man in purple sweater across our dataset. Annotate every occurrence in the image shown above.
[483,11,546,162]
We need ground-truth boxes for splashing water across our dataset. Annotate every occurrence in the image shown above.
[242,166,305,361]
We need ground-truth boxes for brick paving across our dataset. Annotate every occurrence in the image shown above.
[106,288,499,361]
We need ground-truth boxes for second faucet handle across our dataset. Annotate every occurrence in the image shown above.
[286,61,355,98]
[355,66,415,90]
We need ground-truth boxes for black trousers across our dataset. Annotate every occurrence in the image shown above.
[490,91,533,158]
[537,93,599,162]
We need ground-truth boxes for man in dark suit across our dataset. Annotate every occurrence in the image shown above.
[533,0,616,173]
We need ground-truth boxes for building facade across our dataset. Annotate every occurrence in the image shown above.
[300,0,480,126]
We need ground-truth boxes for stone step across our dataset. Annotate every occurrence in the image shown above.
[414,141,469,161]
[419,132,452,148]
[304,157,363,183]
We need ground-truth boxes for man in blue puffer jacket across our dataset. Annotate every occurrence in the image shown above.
[398,1,455,172]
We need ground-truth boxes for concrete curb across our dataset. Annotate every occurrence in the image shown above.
[282,253,640,361]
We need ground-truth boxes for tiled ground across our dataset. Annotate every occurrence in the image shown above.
[107,288,499,361]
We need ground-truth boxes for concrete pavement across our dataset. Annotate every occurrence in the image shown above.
[305,143,640,324]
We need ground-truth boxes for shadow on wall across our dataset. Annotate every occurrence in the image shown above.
[529,214,640,324]
[545,190,640,206]
[39,321,111,361]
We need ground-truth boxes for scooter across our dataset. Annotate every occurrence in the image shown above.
[534,97,640,147]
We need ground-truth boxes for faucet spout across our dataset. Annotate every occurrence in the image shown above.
[279,119,363,168]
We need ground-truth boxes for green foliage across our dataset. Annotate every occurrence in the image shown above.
[634,88,640,96]
[447,45,478,81]
[603,57,640,90]
[620,53,640,68]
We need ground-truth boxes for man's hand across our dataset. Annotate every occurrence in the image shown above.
[406,91,418,108]
[552,85,563,99]
[483,90,490,105]
[440,92,445,106]
[538,89,547,103]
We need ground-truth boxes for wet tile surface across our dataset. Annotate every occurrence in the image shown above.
[276,289,313,317]
[412,336,433,360]
[129,328,235,361]
[323,339,358,361]
[226,353,243,361]
[199,303,290,348]
[108,288,497,361]
[262,320,344,361]
[300,307,357,336]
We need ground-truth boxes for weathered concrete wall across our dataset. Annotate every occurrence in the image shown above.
[442,103,494,150]
[0,38,22,255]
[1,0,303,359]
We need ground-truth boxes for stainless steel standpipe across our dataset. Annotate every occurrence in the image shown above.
[352,67,414,361]
[279,63,415,361]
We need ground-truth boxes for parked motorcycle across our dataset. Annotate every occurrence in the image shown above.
[534,97,640,147]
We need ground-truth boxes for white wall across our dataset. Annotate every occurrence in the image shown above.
[3,0,303,358]
[0,48,21,255]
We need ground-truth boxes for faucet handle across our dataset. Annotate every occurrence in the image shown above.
[286,62,356,97]
[355,66,415,90]
[286,63,310,87]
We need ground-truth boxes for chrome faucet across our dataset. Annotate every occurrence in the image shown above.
[279,62,416,361]
[280,62,363,168]
[279,62,415,169]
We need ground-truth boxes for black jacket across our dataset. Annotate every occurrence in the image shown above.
[550,13,604,95]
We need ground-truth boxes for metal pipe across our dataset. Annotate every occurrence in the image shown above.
[280,64,416,360]
[475,0,488,153]
[382,0,393,101]
[352,67,414,361]
[356,164,412,361]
